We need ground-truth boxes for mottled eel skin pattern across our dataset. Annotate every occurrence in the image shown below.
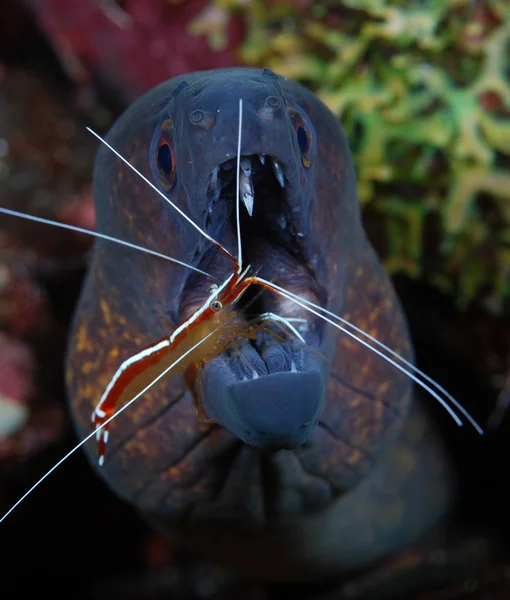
[66,68,454,582]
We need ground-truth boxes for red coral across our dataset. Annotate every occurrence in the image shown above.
[57,186,96,252]
[0,223,52,336]
[0,268,50,336]
[0,333,34,409]
[24,0,245,103]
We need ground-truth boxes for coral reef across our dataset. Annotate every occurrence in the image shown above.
[207,0,510,311]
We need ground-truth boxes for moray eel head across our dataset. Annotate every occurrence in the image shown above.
[69,69,413,533]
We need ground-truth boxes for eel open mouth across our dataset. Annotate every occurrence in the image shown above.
[180,153,328,451]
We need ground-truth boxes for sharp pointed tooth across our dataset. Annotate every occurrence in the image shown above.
[272,160,285,187]
[241,189,254,216]
[211,167,219,183]
[239,162,255,216]
[259,154,266,165]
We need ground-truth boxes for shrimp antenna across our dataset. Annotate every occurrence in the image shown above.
[0,207,212,279]
[0,329,218,524]
[256,277,484,434]
[235,97,244,274]
[86,128,237,267]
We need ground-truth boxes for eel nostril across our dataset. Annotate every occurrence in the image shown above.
[189,110,216,130]
[258,96,282,121]
[266,96,281,109]
[190,110,204,124]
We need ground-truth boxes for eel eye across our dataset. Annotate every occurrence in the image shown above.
[290,110,312,168]
[158,144,173,175]
[155,118,176,190]
[190,109,204,124]
[267,96,281,109]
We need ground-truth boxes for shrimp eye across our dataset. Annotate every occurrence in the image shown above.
[210,300,222,312]
[154,118,176,190]
[290,109,312,168]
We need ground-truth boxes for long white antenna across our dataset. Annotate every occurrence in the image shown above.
[87,127,230,256]
[0,207,212,278]
[257,277,484,434]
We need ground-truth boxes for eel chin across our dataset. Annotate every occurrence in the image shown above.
[201,341,327,450]
[180,152,328,452]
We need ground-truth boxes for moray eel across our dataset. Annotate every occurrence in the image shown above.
[66,68,454,582]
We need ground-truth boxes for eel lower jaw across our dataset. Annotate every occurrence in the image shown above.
[200,341,327,450]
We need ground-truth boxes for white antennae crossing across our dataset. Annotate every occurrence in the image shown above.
[0,328,218,524]
[87,127,231,258]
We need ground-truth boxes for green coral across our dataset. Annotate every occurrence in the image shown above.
[193,0,510,312]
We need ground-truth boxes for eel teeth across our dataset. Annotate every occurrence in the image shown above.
[272,159,285,188]
[240,157,254,216]
[259,154,266,165]
[241,369,259,381]
[208,167,221,203]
